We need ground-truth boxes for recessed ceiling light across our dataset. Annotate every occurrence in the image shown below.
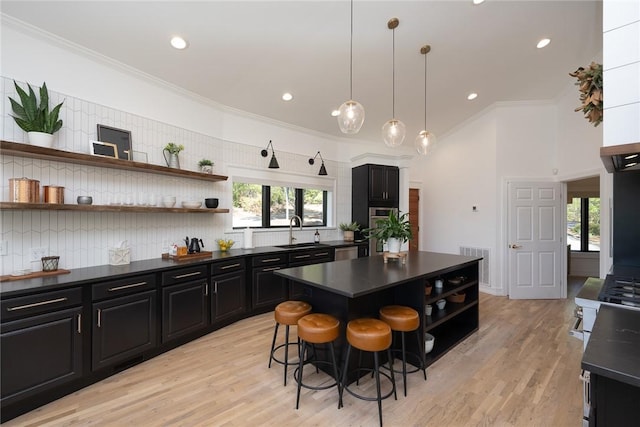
[473,0,485,5]
[536,38,551,49]
[331,110,340,117]
[170,36,188,50]
[282,93,293,101]
[467,93,478,101]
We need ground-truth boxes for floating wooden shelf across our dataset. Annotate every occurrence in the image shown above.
[0,140,228,182]
[0,202,229,214]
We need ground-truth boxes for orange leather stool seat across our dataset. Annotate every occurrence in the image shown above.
[346,318,392,352]
[297,313,339,344]
[379,305,419,332]
[269,301,312,386]
[379,305,426,397]
[294,313,341,410]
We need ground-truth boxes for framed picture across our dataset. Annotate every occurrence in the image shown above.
[90,140,119,159]
[97,125,132,160]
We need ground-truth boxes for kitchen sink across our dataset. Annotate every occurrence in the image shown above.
[275,243,328,249]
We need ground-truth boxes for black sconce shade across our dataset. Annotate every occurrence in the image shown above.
[309,151,328,176]
[261,140,279,169]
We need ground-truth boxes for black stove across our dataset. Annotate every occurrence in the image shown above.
[599,275,640,307]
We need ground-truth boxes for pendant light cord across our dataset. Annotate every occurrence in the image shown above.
[424,51,427,129]
[349,0,354,100]
[392,27,396,118]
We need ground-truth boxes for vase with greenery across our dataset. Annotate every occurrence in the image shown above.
[339,221,360,242]
[8,80,64,147]
[569,62,603,127]
[198,158,214,174]
[364,210,412,253]
[163,142,184,169]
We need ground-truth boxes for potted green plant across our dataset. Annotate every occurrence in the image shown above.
[364,210,412,253]
[8,80,64,147]
[339,221,360,242]
[163,142,184,169]
[198,158,214,174]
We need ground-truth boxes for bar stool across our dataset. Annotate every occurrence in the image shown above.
[268,300,312,386]
[379,305,427,396]
[340,318,397,427]
[294,313,341,409]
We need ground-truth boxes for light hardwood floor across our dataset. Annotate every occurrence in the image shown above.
[5,280,585,427]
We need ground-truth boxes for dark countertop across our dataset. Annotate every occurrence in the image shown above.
[275,251,481,298]
[0,240,366,297]
[582,304,640,387]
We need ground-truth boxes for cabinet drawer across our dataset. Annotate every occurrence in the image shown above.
[251,254,287,267]
[288,248,334,265]
[92,274,156,301]
[162,264,209,286]
[211,258,245,276]
[1,288,82,321]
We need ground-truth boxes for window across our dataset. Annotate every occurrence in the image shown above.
[567,197,600,251]
[233,182,328,228]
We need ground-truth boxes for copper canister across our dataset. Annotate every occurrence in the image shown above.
[43,186,65,204]
[9,178,40,203]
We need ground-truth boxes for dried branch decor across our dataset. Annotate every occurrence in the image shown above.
[569,62,603,127]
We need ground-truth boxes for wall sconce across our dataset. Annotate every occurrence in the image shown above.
[308,151,328,175]
[260,140,279,169]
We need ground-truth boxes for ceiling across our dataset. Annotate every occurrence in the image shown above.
[2,1,602,147]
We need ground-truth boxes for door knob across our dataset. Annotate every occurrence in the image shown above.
[509,244,522,249]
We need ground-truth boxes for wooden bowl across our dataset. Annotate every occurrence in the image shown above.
[425,284,433,295]
[446,292,465,303]
[448,276,466,285]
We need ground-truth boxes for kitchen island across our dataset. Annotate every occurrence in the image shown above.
[275,251,482,369]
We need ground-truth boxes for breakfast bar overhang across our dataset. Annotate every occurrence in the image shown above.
[275,251,482,372]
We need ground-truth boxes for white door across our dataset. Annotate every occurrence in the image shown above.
[508,181,563,299]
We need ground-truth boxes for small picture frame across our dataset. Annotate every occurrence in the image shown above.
[97,124,132,160]
[131,150,148,163]
[90,140,119,159]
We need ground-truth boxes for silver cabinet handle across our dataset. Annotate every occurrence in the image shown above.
[293,254,311,259]
[261,258,282,263]
[108,281,147,292]
[213,281,218,294]
[6,297,67,311]
[221,263,241,270]
[173,271,202,279]
[263,266,281,272]
[314,252,329,257]
[205,284,209,296]
[77,313,82,334]
[97,309,102,328]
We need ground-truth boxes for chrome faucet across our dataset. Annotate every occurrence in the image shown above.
[289,215,302,245]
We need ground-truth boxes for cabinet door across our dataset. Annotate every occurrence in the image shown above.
[212,271,246,324]
[386,166,399,206]
[162,280,208,343]
[252,266,288,310]
[369,165,388,203]
[1,307,83,406]
[92,291,157,371]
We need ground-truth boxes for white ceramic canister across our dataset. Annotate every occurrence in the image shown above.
[243,228,254,248]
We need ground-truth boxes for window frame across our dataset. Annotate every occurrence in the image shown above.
[569,196,600,253]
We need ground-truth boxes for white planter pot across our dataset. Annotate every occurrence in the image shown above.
[28,131,54,148]
[387,237,402,253]
[200,165,213,174]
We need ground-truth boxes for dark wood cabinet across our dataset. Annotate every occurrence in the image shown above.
[288,247,334,299]
[353,164,399,209]
[357,244,369,258]
[162,280,208,343]
[251,254,288,311]
[211,259,246,324]
[1,289,83,408]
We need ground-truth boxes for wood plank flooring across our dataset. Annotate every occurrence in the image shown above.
[5,280,585,426]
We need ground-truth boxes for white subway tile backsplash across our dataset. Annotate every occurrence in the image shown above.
[1,76,350,274]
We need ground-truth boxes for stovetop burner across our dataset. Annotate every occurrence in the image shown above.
[599,275,640,307]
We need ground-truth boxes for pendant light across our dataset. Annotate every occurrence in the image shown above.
[415,44,437,155]
[260,140,279,169]
[382,18,405,147]
[308,151,328,176]
[337,0,365,134]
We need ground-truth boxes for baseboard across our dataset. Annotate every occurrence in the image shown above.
[480,283,507,296]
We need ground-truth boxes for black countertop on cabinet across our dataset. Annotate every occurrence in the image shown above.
[582,304,640,388]
[275,251,481,298]
[0,241,364,297]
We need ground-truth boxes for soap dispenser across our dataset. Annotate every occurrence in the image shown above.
[314,229,320,243]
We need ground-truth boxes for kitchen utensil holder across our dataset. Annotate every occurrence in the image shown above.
[41,256,60,271]
[109,247,130,265]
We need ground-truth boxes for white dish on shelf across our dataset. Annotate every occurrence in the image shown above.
[182,201,202,209]
[161,201,176,208]
[424,333,435,353]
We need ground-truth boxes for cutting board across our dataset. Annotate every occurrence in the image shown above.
[0,269,71,282]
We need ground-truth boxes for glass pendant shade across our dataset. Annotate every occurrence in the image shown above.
[415,130,437,155]
[338,100,365,134]
[382,119,406,147]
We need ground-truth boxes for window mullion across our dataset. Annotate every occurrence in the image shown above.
[581,198,589,252]
[262,186,270,228]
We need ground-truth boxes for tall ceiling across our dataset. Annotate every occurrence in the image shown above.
[2,1,602,146]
